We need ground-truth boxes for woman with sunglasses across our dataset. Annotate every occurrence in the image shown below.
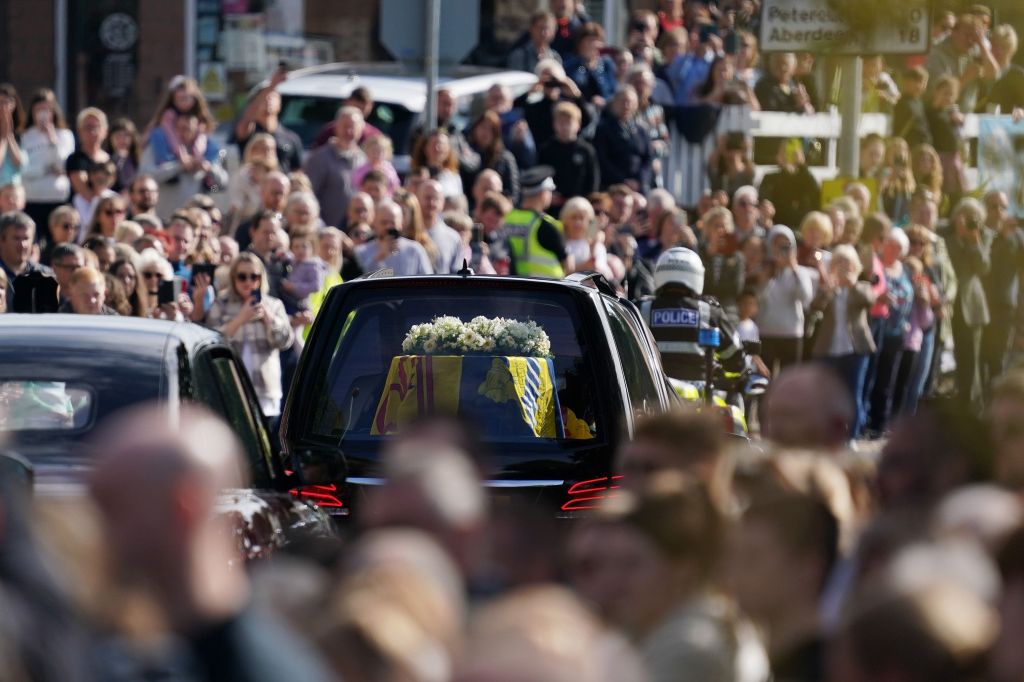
[40,205,79,266]
[137,248,181,320]
[204,252,293,418]
[83,195,128,240]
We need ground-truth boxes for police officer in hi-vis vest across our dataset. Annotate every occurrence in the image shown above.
[502,165,571,278]
[641,247,746,382]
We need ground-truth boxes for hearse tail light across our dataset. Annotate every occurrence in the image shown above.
[561,475,623,512]
[289,483,344,508]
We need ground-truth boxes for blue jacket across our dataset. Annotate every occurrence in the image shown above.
[666,54,713,106]
[148,127,221,166]
[563,55,618,103]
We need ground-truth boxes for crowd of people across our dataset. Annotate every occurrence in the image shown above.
[5,363,1024,681]
[0,0,1023,680]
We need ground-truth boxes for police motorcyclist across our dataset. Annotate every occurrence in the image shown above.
[641,247,746,383]
[501,165,572,278]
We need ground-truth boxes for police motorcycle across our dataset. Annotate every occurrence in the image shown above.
[640,248,768,437]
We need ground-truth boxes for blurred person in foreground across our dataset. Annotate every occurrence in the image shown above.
[87,404,331,681]
[989,370,1024,491]
[455,585,647,682]
[760,364,857,452]
[876,399,988,512]
[0,448,90,682]
[991,527,1024,682]
[617,410,727,498]
[313,528,465,682]
[568,482,769,682]
[728,491,838,682]
[363,438,487,582]
[831,576,996,682]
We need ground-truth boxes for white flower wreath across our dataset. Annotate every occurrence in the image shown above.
[402,315,552,357]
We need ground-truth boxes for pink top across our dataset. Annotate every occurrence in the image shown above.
[351,160,401,194]
[868,254,889,319]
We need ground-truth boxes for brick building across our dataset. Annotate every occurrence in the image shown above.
[0,0,540,125]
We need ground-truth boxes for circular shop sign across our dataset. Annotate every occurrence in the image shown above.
[99,12,139,52]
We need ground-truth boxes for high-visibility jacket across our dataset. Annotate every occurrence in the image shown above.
[504,209,565,279]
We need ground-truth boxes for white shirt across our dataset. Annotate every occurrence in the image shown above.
[20,127,75,202]
[827,287,855,356]
[428,219,464,274]
[737,318,760,343]
[756,266,814,338]
[356,237,434,276]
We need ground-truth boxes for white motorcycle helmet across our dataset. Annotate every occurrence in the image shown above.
[653,247,705,295]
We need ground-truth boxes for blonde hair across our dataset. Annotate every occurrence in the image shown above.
[137,248,174,281]
[76,107,108,131]
[69,266,105,289]
[992,24,1019,57]
[905,224,934,267]
[701,206,734,233]
[800,211,834,247]
[553,101,582,123]
[831,244,863,279]
[114,220,144,245]
[242,133,279,168]
[363,134,393,160]
[559,196,595,224]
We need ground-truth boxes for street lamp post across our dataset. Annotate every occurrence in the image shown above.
[424,0,441,131]
[838,55,863,179]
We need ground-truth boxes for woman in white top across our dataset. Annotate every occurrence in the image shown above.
[560,196,615,281]
[755,225,814,376]
[19,89,74,231]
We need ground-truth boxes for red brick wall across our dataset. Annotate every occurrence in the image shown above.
[135,1,186,125]
[4,0,56,101]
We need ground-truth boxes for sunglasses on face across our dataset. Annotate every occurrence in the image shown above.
[104,208,127,216]
[142,271,161,280]
[60,222,78,230]
[235,273,262,282]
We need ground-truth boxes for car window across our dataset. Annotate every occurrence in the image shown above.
[0,381,93,431]
[305,288,604,446]
[194,352,275,488]
[602,299,662,415]
[279,95,416,153]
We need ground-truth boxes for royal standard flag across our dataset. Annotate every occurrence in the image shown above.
[371,356,463,435]
[372,355,564,438]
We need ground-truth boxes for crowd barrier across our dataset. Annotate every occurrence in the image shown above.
[663,104,986,207]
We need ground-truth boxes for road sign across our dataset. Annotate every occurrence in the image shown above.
[379,0,480,69]
[760,0,929,55]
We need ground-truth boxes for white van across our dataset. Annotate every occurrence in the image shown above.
[271,62,537,171]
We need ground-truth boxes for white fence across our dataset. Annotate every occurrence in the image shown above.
[663,105,985,207]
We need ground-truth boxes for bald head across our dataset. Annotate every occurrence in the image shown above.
[762,364,855,451]
[417,179,445,223]
[88,404,246,576]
